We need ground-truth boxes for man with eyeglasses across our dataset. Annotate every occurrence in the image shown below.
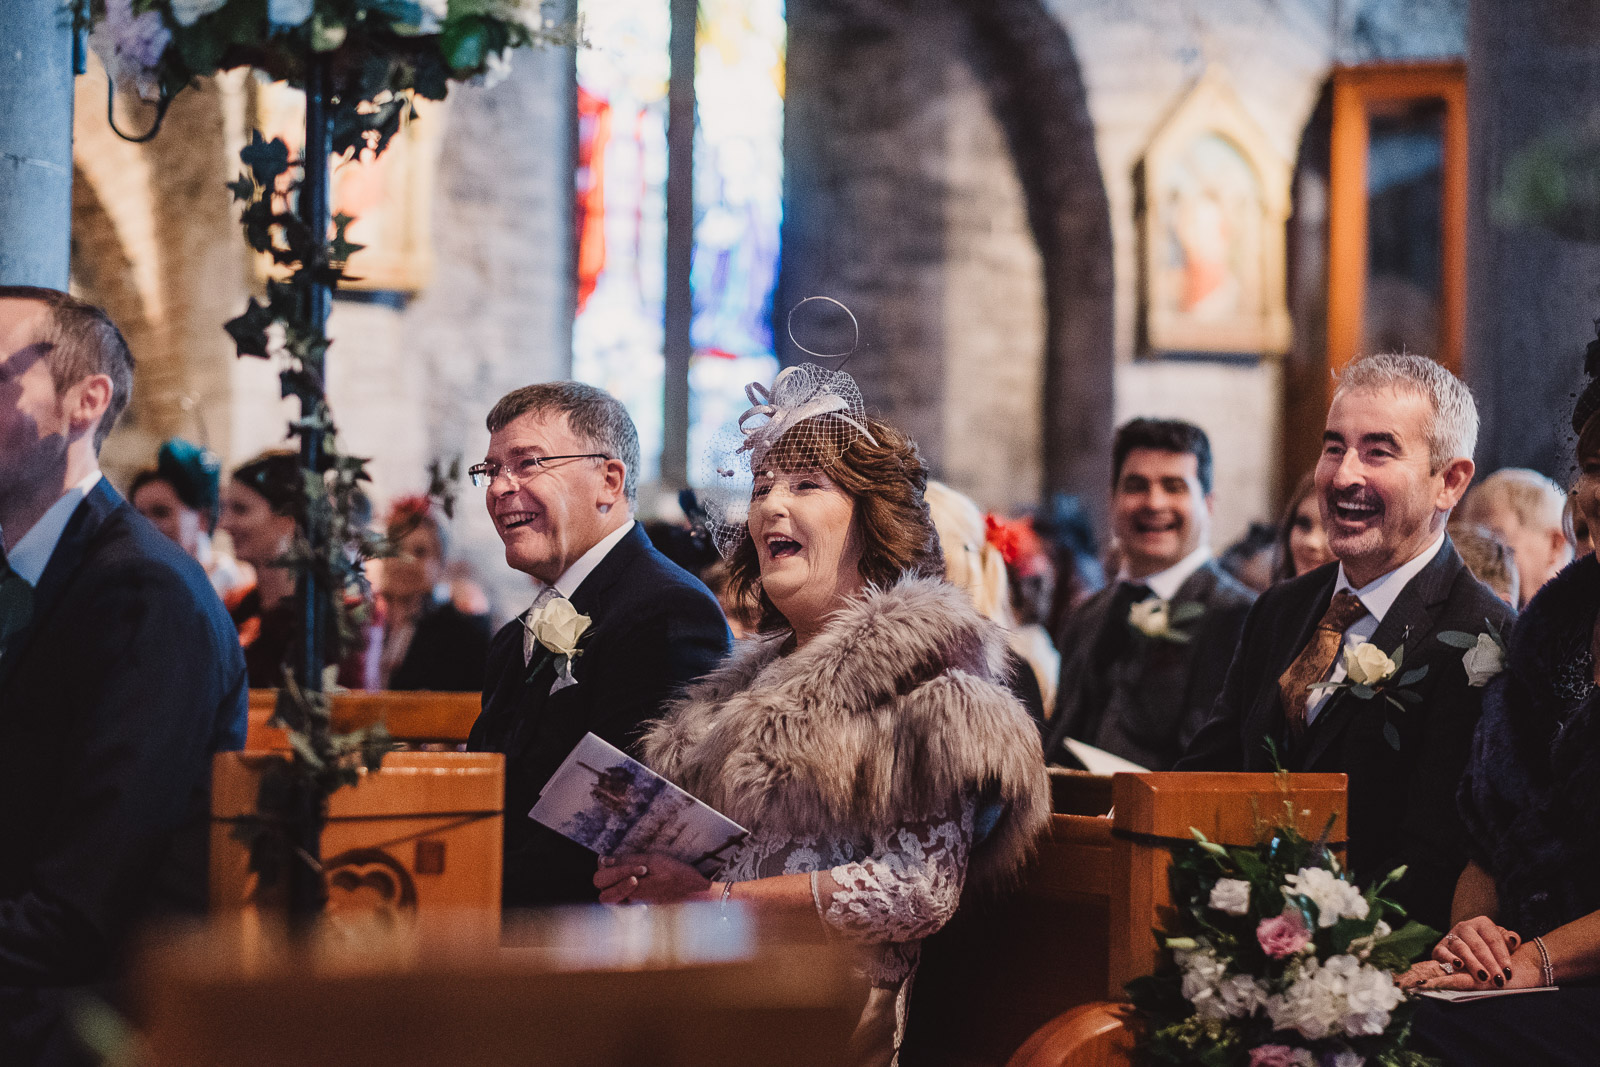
[465,382,731,909]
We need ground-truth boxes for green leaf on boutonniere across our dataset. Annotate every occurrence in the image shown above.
[1382,721,1401,750]
[1168,601,1206,626]
[1397,666,1429,687]
[1436,631,1478,650]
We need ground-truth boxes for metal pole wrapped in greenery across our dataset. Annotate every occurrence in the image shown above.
[81,0,575,917]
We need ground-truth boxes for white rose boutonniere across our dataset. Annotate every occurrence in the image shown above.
[1307,639,1428,750]
[1438,621,1508,688]
[1128,596,1206,643]
[525,596,592,691]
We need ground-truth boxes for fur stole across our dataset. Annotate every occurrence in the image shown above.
[642,576,1051,891]
[1461,552,1600,936]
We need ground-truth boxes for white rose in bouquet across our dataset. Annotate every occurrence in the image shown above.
[169,0,229,26]
[1340,963,1404,1036]
[1283,866,1369,927]
[1344,640,1398,686]
[1209,877,1252,916]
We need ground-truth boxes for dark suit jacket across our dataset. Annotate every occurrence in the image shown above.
[0,480,248,1064]
[387,599,492,692]
[1046,560,1255,770]
[1178,538,1516,931]
[467,524,731,908]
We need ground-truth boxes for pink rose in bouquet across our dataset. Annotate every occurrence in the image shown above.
[1257,909,1312,959]
[1249,1045,1312,1067]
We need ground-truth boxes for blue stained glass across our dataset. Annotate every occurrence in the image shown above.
[573,0,671,483]
[688,0,785,485]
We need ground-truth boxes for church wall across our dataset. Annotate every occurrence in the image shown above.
[1043,0,1464,547]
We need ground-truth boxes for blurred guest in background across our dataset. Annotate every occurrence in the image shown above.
[376,496,491,691]
[1449,521,1521,607]
[985,512,1062,712]
[1219,521,1278,593]
[1046,418,1255,770]
[1036,491,1103,638]
[926,480,1048,725]
[130,438,251,603]
[1459,467,1573,606]
[221,450,371,689]
[1273,470,1335,582]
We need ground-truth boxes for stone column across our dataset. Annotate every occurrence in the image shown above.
[1467,0,1600,479]
[0,0,75,287]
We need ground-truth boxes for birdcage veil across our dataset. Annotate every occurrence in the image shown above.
[698,299,875,559]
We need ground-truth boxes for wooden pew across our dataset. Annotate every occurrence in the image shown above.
[136,905,863,1067]
[1005,772,1347,1067]
[245,689,481,748]
[210,750,505,928]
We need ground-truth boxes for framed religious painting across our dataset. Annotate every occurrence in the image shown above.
[251,78,445,294]
[1139,69,1292,359]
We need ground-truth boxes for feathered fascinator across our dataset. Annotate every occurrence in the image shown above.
[698,362,877,559]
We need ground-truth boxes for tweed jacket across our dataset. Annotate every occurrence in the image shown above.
[1045,559,1255,770]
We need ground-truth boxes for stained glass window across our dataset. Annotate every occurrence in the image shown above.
[687,0,785,482]
[573,1,671,482]
[574,0,785,492]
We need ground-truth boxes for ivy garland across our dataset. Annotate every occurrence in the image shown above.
[80,0,575,905]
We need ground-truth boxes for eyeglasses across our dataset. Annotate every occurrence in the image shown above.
[468,454,609,488]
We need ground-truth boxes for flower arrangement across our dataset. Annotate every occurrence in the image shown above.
[1128,808,1441,1067]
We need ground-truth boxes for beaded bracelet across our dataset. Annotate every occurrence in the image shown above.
[1533,935,1555,986]
[720,880,735,908]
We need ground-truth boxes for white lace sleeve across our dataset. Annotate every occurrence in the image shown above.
[813,797,976,944]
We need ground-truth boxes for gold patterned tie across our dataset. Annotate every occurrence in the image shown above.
[1277,591,1368,740]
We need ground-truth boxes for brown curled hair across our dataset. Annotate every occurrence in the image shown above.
[726,417,944,633]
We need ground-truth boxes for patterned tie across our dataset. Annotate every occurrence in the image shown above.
[521,585,561,667]
[1277,591,1369,740]
[0,543,34,653]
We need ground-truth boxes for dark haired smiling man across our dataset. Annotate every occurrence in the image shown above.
[1046,418,1255,770]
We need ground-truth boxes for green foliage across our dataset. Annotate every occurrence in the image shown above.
[1129,799,1441,1066]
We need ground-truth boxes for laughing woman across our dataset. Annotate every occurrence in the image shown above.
[593,366,1050,1066]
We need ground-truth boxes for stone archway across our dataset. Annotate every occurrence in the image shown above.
[777,0,1113,524]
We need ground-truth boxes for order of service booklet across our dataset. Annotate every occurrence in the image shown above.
[529,732,750,877]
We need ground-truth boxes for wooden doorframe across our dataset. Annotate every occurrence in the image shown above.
[1284,61,1467,494]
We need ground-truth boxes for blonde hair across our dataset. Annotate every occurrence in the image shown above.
[1448,521,1520,605]
[925,480,1015,628]
[1460,468,1567,535]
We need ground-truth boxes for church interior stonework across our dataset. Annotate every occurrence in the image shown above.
[10,0,1600,1063]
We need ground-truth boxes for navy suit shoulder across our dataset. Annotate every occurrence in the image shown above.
[0,481,247,1062]
[470,524,730,908]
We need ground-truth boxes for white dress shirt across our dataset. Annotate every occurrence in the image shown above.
[1305,532,1446,725]
[4,470,103,586]
[1125,544,1213,602]
[521,519,635,664]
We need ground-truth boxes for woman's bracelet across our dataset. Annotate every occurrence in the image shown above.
[719,879,735,910]
[1533,936,1555,986]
